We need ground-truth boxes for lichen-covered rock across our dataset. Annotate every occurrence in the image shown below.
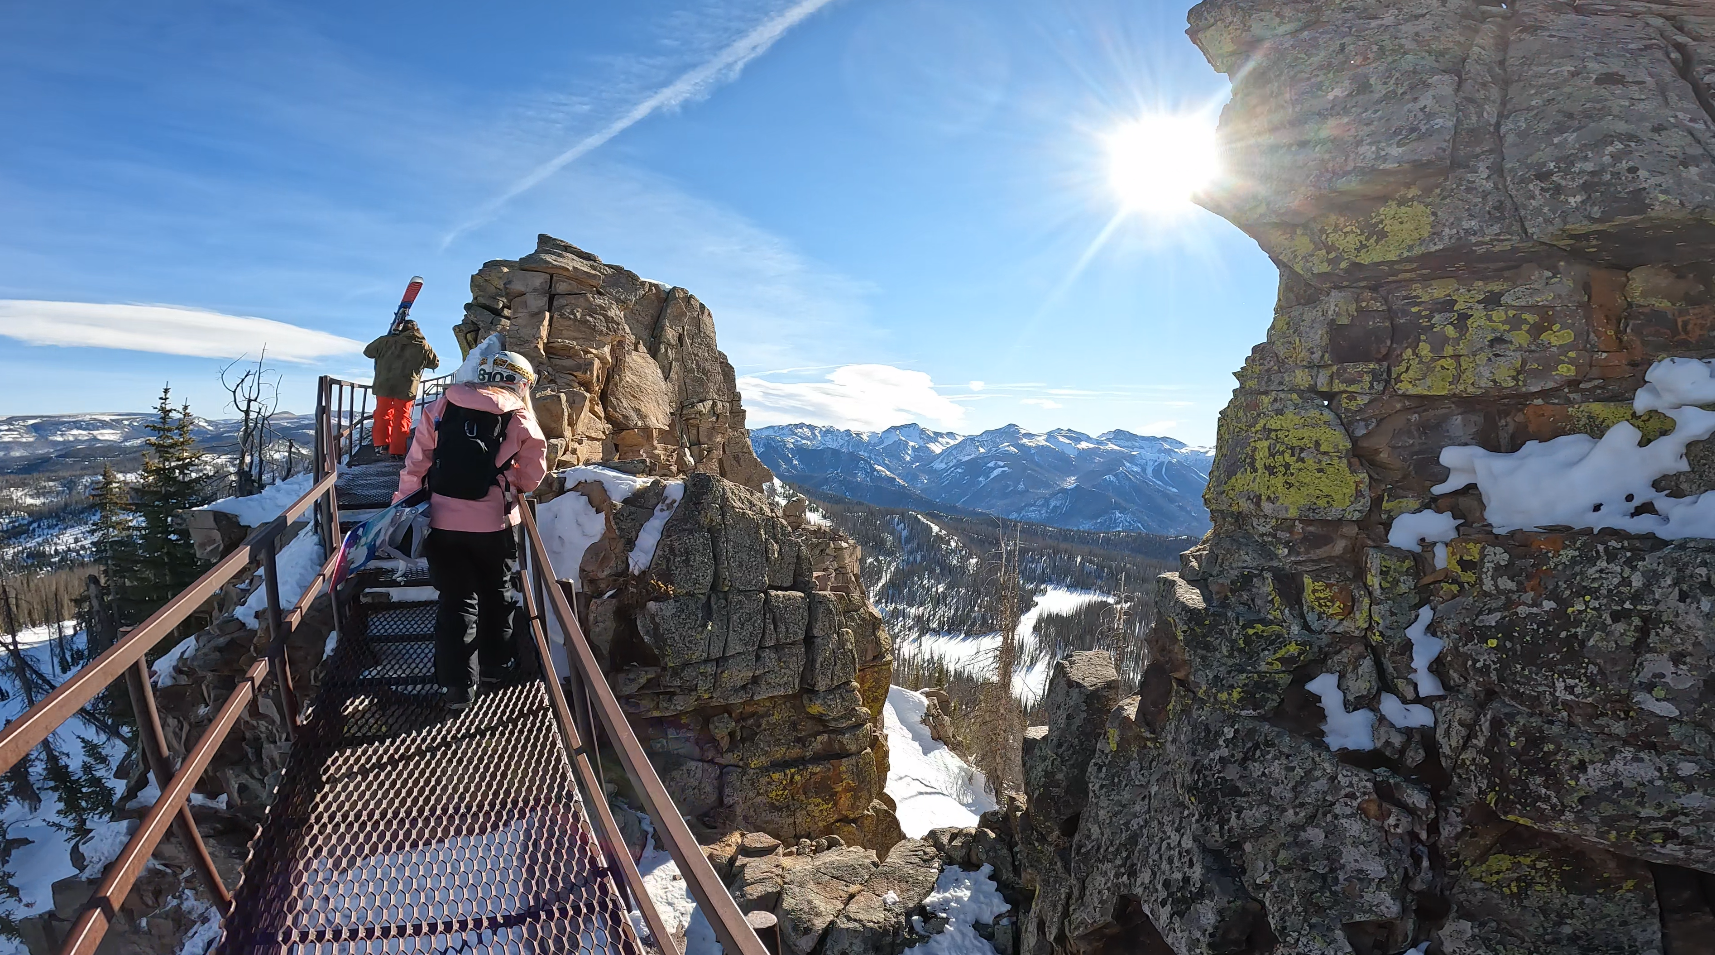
[762,835,955,955]
[1020,1,1715,951]
[456,235,773,489]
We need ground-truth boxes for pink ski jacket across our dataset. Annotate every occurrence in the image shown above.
[394,383,549,532]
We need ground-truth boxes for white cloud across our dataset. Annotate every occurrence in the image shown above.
[968,380,986,391]
[0,301,364,363]
[740,364,966,431]
[1021,398,1063,409]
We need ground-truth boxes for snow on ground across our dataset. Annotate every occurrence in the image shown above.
[233,531,325,629]
[885,687,997,837]
[611,688,999,952]
[631,815,719,955]
[896,587,1110,705]
[202,472,314,527]
[536,468,684,675]
[152,633,199,686]
[0,622,130,928]
[910,864,1012,955]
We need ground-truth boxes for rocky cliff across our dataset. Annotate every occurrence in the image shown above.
[542,468,903,850]
[1021,3,1715,954]
[480,238,901,849]
[455,234,774,488]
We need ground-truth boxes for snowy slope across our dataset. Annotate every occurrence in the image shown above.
[885,686,997,836]
[0,623,131,932]
[753,423,1212,536]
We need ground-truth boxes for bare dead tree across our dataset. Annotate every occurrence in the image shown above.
[221,348,282,497]
[970,521,1025,796]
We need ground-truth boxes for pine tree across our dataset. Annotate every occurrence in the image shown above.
[92,464,141,624]
[129,387,211,632]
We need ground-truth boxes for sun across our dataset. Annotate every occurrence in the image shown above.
[1105,114,1221,215]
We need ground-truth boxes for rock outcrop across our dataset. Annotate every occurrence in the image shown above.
[455,234,773,489]
[549,469,902,848]
[699,823,1023,955]
[504,237,900,848]
[1021,3,1715,954]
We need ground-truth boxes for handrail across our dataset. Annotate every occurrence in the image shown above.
[0,371,751,955]
[0,382,347,955]
[514,561,679,955]
[0,470,335,774]
[518,504,770,955]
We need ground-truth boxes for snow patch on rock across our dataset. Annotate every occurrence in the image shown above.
[1405,606,1446,698]
[1388,510,1461,569]
[202,472,314,526]
[1305,673,1376,751]
[1434,357,1715,538]
[910,864,1011,955]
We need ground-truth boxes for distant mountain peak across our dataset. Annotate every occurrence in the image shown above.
[751,421,1212,536]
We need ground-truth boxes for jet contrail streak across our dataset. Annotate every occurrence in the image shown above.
[443,0,839,247]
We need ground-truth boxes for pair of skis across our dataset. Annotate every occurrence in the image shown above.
[387,275,426,335]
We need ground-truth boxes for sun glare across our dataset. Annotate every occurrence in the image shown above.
[1105,114,1221,215]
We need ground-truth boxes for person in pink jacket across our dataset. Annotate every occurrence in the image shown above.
[394,350,548,709]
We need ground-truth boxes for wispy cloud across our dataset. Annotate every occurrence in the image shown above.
[740,364,966,431]
[0,301,363,363]
[445,0,841,245]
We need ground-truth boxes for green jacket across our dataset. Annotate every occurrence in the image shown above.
[364,329,440,400]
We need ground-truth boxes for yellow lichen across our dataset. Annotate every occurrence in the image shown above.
[1214,402,1369,518]
[1566,403,1677,443]
[1302,579,1351,620]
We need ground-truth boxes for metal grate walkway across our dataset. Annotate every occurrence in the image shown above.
[214,458,644,955]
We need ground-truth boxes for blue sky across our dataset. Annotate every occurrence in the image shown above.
[0,0,1274,446]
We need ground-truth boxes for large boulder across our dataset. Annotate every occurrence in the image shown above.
[457,235,773,489]
[1019,2,1715,952]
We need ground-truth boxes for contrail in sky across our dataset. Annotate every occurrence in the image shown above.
[443,0,839,247]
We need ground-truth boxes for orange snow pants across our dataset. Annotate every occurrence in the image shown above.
[373,396,413,455]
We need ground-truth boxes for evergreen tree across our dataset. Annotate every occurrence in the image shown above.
[92,465,141,624]
[129,387,211,631]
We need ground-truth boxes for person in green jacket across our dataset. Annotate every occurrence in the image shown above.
[363,320,440,457]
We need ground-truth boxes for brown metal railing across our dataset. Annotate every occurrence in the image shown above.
[0,372,766,955]
[318,376,373,465]
[0,447,344,954]
[418,371,453,407]
[518,504,770,955]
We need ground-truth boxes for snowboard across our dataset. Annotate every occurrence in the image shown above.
[332,486,430,588]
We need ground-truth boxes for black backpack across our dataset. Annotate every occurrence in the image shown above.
[428,403,517,500]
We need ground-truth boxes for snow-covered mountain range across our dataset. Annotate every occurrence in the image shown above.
[752,423,1214,536]
[0,413,319,570]
[0,413,317,472]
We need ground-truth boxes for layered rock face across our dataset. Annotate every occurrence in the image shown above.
[1021,3,1715,954]
[559,471,902,847]
[456,234,773,488]
[498,235,900,847]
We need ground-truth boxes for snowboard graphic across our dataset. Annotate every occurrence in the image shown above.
[332,487,430,587]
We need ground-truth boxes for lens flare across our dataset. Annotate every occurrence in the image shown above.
[1105,114,1221,215]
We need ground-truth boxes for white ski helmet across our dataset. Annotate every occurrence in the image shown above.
[475,350,536,394]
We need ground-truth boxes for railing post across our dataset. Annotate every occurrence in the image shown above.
[260,537,298,735]
[358,387,371,453]
[121,659,231,906]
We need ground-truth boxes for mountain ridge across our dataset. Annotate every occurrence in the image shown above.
[753,422,1213,536]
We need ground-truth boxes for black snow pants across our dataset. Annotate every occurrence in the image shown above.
[425,527,517,698]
